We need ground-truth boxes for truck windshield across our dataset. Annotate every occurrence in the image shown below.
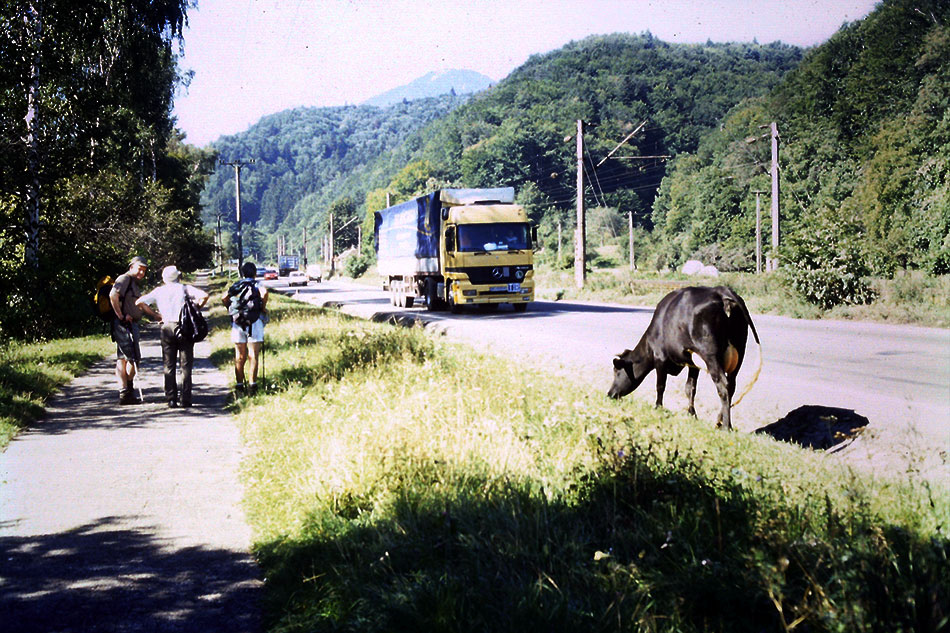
[457,223,530,252]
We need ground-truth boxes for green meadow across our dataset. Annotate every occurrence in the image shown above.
[213,293,949,632]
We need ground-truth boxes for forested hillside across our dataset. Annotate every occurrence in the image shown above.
[0,0,213,338]
[203,34,802,262]
[654,0,949,297]
[203,95,469,256]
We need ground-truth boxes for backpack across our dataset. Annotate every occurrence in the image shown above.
[174,287,208,344]
[94,275,116,321]
[230,279,262,329]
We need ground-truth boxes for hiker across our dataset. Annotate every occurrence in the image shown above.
[110,256,148,404]
[222,261,269,396]
[136,266,209,408]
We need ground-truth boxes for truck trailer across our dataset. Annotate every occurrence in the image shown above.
[374,187,535,312]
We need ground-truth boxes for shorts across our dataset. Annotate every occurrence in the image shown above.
[231,319,264,344]
[112,320,141,363]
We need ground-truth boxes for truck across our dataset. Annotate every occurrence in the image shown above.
[374,187,535,312]
[278,255,299,277]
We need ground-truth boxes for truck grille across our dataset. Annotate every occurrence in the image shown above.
[448,265,532,285]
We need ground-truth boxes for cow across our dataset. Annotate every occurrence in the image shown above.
[607,286,761,430]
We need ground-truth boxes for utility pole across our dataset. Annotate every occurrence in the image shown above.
[216,214,222,274]
[575,119,586,289]
[628,210,636,270]
[303,226,308,268]
[557,220,562,263]
[328,212,334,277]
[752,190,767,274]
[768,121,780,271]
[747,122,780,271]
[220,159,255,272]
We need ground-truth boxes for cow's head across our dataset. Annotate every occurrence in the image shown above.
[607,348,650,399]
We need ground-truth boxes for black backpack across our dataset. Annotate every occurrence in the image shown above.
[230,279,262,329]
[174,288,208,344]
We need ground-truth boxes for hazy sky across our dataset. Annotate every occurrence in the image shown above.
[173,0,880,146]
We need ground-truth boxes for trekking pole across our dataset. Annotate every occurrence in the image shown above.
[133,361,144,403]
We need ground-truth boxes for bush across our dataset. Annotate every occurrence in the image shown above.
[343,250,374,278]
[780,211,876,309]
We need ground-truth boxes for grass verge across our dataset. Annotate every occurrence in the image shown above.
[215,293,949,632]
[0,335,112,449]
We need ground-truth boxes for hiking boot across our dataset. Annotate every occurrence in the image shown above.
[248,383,258,397]
[167,399,178,408]
[234,383,246,398]
[119,389,137,405]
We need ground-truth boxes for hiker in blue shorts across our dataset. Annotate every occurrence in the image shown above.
[222,261,269,396]
[109,256,148,404]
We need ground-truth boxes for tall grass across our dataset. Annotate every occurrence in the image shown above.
[0,335,112,448]
[218,295,949,632]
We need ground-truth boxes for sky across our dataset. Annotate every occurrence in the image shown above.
[172,0,880,147]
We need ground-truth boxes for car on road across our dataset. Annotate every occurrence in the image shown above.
[306,264,322,282]
[263,268,278,280]
[288,270,308,286]
[256,266,267,278]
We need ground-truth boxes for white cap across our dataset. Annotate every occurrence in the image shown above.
[162,265,180,283]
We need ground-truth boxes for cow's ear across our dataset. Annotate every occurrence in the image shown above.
[613,356,626,370]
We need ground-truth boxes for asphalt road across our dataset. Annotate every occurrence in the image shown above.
[271,277,950,485]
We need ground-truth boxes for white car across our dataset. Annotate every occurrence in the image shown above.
[287,271,308,287]
[306,264,322,282]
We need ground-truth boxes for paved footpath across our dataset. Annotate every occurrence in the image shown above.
[0,317,262,632]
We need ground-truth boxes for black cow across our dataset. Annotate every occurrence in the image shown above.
[607,286,761,430]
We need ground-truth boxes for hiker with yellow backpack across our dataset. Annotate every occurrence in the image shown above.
[108,256,149,405]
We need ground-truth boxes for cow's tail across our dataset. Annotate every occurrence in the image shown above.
[720,287,762,408]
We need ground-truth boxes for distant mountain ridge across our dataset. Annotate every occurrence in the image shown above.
[363,69,493,107]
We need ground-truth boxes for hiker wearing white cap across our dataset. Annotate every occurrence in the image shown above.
[137,265,209,408]
[110,256,148,404]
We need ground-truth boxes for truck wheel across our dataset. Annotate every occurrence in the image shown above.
[404,294,414,308]
[425,279,440,311]
[513,302,528,313]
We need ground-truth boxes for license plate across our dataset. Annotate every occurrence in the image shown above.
[490,286,507,292]
[508,283,521,292]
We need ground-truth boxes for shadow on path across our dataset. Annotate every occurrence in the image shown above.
[0,517,259,633]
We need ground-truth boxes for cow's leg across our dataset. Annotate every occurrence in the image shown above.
[707,364,732,430]
[685,367,699,416]
[655,370,667,408]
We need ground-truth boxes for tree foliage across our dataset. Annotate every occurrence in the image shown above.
[0,0,212,338]
[654,0,949,304]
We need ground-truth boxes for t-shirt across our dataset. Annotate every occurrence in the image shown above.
[138,282,208,324]
[110,273,143,320]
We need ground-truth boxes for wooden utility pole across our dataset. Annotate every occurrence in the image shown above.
[216,214,222,274]
[628,210,636,270]
[752,190,767,274]
[220,159,254,272]
[328,212,335,277]
[768,121,780,271]
[303,226,308,268]
[557,220,562,263]
[575,119,586,289]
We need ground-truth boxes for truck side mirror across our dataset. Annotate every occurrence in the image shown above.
[531,225,538,249]
[445,226,456,252]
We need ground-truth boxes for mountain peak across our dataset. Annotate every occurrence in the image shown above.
[363,69,493,108]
